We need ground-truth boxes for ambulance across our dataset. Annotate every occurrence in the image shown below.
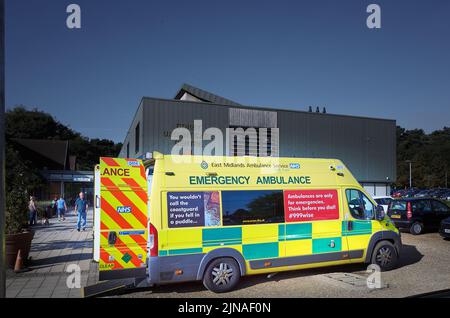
[92,152,401,293]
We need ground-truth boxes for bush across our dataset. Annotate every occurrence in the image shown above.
[5,188,29,235]
[5,145,43,234]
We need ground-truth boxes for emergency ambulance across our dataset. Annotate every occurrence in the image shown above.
[92,152,401,293]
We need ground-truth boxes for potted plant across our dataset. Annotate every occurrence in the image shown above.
[5,189,34,268]
[4,145,42,269]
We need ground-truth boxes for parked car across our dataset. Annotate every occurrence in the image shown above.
[373,196,394,212]
[415,189,432,198]
[392,189,407,198]
[404,188,421,198]
[387,198,450,235]
[437,189,450,201]
[439,217,450,239]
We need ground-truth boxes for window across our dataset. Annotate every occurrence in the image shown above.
[375,198,392,205]
[376,198,393,206]
[390,200,406,211]
[135,123,140,154]
[431,200,450,213]
[345,189,375,220]
[126,143,130,158]
[412,200,432,213]
[222,190,284,225]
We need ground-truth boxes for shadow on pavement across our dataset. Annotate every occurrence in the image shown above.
[397,244,423,267]
[115,263,369,296]
[31,240,92,252]
[115,244,425,296]
[30,253,93,267]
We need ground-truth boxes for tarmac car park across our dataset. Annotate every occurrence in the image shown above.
[119,231,450,298]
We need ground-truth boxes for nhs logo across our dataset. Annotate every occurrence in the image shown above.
[289,163,300,169]
[117,206,132,213]
[127,160,140,167]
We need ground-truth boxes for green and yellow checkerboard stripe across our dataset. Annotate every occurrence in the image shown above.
[159,220,373,260]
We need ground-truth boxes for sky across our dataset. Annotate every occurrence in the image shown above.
[5,0,450,142]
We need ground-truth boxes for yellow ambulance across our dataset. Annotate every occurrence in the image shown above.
[93,152,401,293]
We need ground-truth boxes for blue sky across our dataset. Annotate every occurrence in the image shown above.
[6,0,450,142]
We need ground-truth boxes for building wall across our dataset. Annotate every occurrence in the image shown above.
[119,98,396,186]
[277,111,396,183]
[142,98,229,155]
[119,100,145,158]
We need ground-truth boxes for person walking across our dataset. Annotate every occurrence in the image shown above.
[43,203,52,226]
[28,196,37,226]
[74,192,88,231]
[57,195,67,221]
[51,196,58,218]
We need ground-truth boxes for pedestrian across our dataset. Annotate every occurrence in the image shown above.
[52,196,58,217]
[56,195,67,221]
[43,204,51,226]
[74,192,88,231]
[28,196,37,226]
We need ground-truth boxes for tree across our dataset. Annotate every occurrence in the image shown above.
[6,106,122,170]
[4,106,123,232]
[396,126,450,188]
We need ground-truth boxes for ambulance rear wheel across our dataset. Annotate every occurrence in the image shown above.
[203,257,240,293]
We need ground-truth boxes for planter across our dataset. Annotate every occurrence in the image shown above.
[5,231,35,269]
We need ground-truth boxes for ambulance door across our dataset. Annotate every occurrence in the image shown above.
[283,189,347,263]
[342,188,376,262]
[98,157,148,280]
[93,165,101,262]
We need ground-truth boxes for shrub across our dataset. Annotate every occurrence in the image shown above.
[5,145,43,234]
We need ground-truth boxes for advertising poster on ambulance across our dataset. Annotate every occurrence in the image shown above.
[283,189,339,222]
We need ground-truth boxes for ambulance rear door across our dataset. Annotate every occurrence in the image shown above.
[93,165,101,262]
[98,157,148,281]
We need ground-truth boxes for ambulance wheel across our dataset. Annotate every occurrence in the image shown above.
[410,222,424,235]
[203,257,240,293]
[371,241,398,271]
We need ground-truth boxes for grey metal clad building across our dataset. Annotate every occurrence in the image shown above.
[119,84,396,196]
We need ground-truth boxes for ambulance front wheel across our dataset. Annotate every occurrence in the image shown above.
[203,257,241,293]
[371,241,398,271]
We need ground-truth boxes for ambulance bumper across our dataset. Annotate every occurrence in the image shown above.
[99,267,146,281]
[148,254,205,285]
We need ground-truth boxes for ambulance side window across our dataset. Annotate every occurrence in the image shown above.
[345,189,374,220]
[222,190,285,226]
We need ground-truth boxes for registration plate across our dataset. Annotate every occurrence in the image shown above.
[445,229,450,234]
[390,215,401,219]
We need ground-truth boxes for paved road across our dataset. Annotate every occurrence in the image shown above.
[6,210,98,298]
[120,232,450,298]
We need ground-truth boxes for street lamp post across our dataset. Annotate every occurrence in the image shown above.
[405,160,412,189]
[0,0,5,299]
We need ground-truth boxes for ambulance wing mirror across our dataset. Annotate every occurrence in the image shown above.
[375,205,385,221]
